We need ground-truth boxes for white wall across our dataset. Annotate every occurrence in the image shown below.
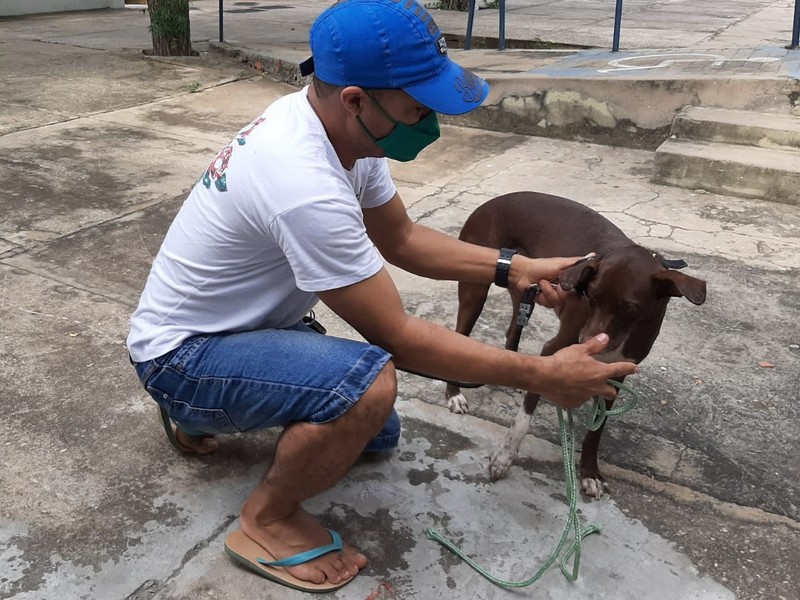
[0,0,126,17]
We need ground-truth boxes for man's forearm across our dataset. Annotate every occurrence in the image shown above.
[383,315,634,408]
[382,223,501,283]
[382,313,544,393]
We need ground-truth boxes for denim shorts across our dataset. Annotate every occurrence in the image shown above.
[131,322,399,452]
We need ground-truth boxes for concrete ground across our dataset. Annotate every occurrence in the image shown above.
[1,3,799,600]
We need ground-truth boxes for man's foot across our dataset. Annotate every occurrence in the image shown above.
[240,507,366,585]
[174,428,218,455]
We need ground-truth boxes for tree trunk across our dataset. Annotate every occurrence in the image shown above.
[147,0,192,56]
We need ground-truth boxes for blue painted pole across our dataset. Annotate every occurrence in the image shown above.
[465,0,476,50]
[499,0,506,50]
[612,0,623,52]
[219,0,224,42]
[791,0,800,49]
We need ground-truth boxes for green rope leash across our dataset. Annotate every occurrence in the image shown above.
[425,380,639,588]
[584,379,639,431]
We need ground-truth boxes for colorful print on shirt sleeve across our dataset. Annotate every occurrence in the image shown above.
[202,144,233,192]
[235,117,266,145]
[202,117,266,192]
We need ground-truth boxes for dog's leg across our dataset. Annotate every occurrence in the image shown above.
[580,375,626,499]
[579,400,613,499]
[489,302,585,480]
[488,290,542,479]
[446,281,491,414]
[489,392,541,480]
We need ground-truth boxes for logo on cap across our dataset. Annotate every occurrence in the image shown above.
[454,69,483,103]
[436,34,448,57]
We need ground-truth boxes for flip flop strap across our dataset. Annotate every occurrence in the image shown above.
[257,529,343,568]
[158,406,179,447]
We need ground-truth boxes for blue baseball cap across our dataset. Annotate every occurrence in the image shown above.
[302,0,490,115]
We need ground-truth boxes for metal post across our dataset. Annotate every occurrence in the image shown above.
[612,0,623,52]
[219,0,224,42]
[499,0,506,51]
[465,0,476,50]
[791,0,800,49]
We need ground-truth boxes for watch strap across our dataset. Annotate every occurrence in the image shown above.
[495,248,517,288]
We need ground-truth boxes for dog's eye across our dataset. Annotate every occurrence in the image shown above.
[621,302,637,314]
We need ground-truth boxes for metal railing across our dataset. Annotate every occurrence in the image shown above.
[464,0,800,52]
[612,0,622,52]
[218,0,224,42]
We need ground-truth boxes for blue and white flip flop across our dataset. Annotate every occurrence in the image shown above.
[224,529,356,592]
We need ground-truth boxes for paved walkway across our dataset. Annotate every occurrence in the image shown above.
[0,2,798,600]
[7,1,800,77]
[48,0,796,146]
[197,0,800,81]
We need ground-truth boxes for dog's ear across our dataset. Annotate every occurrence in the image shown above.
[652,270,707,305]
[558,258,598,293]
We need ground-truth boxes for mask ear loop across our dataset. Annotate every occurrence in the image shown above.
[356,90,399,142]
[355,115,381,142]
[364,90,400,125]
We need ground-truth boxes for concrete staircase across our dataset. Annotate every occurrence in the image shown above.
[652,106,800,206]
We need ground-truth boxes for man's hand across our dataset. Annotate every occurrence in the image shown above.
[514,254,595,309]
[534,333,639,409]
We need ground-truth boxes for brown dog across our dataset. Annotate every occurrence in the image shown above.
[445,191,707,498]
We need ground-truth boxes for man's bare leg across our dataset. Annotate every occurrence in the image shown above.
[240,361,397,585]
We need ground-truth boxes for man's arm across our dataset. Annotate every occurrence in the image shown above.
[364,192,501,281]
[363,193,575,306]
[318,267,637,408]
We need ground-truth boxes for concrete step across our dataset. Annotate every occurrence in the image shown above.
[671,106,800,150]
[652,138,800,205]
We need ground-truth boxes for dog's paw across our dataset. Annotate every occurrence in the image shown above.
[447,393,469,414]
[581,477,610,499]
[489,450,513,481]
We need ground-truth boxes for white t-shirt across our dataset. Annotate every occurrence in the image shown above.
[127,87,397,362]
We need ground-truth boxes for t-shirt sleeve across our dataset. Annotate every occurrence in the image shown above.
[269,197,384,293]
[359,158,397,209]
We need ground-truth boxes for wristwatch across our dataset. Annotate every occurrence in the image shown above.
[494,248,517,288]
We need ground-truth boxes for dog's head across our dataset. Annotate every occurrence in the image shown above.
[558,247,707,359]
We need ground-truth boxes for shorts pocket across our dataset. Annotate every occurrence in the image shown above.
[145,383,240,436]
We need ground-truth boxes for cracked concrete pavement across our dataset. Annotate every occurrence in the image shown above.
[1,7,799,600]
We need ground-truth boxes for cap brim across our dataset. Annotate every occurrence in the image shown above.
[403,61,489,115]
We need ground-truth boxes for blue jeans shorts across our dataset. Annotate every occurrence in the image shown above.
[131,322,399,452]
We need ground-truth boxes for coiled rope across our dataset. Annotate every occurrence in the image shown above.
[425,380,639,588]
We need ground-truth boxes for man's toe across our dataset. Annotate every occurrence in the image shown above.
[306,565,328,584]
[319,558,348,583]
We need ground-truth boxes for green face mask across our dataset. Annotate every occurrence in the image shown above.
[357,93,440,162]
